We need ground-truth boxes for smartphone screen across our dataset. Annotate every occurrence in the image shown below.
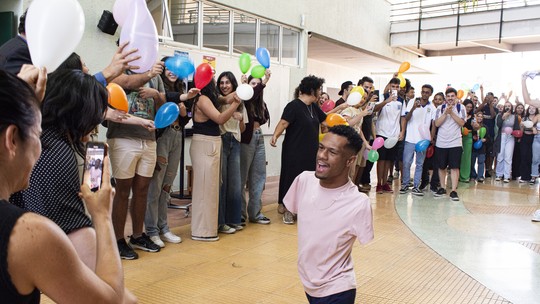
[366,102,376,115]
[84,142,106,192]
[391,89,398,98]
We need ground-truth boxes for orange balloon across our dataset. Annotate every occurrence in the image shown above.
[398,61,410,73]
[107,83,128,112]
[326,113,348,127]
[462,127,469,136]
[457,89,464,99]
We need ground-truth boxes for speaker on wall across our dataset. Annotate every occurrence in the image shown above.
[97,10,118,36]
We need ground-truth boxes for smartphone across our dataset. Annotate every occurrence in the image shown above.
[373,90,380,101]
[391,89,398,98]
[366,101,376,115]
[83,142,107,192]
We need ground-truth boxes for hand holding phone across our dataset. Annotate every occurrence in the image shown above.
[366,102,376,115]
[83,142,107,192]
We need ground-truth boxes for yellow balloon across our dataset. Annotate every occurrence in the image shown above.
[398,73,406,88]
[319,133,326,142]
[351,86,365,96]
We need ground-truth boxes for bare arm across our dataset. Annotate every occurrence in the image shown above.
[262,69,271,85]
[111,62,164,90]
[271,119,290,147]
[196,94,240,125]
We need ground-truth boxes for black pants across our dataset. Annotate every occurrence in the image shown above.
[519,133,534,180]
[422,153,440,188]
[306,289,356,304]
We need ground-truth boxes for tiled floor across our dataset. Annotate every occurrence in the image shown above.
[41,174,540,303]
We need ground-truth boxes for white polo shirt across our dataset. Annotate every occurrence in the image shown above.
[376,99,403,138]
[402,101,436,144]
[434,104,466,148]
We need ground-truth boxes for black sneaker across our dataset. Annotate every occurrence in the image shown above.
[399,186,408,194]
[419,181,428,191]
[434,188,447,197]
[411,187,424,196]
[430,186,438,194]
[118,238,138,260]
[450,191,459,201]
[252,216,271,225]
[129,233,161,253]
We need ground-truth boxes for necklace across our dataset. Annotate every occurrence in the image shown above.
[306,103,313,118]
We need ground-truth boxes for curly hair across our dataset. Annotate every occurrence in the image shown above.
[293,75,325,99]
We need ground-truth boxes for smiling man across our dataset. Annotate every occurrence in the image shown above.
[283,125,374,304]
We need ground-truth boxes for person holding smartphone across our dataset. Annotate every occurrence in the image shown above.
[494,102,520,183]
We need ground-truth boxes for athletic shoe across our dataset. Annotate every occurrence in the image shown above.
[218,224,236,234]
[408,181,414,188]
[430,186,438,194]
[434,188,447,197]
[532,210,540,222]
[459,179,469,183]
[419,181,428,191]
[387,175,394,183]
[393,171,400,179]
[361,184,371,192]
[150,235,165,248]
[495,176,501,181]
[399,186,408,194]
[230,224,244,231]
[283,211,295,225]
[252,216,271,225]
[277,204,286,214]
[530,177,537,185]
[129,233,161,253]
[117,238,138,260]
[449,191,459,201]
[485,172,492,178]
[503,178,510,183]
[161,231,182,243]
[411,187,424,196]
[477,177,485,182]
[191,235,219,242]
[382,184,393,193]
[376,184,383,194]
[519,179,530,183]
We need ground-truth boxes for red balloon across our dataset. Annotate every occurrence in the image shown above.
[194,63,213,89]
[512,130,523,138]
[321,100,335,112]
[426,145,434,159]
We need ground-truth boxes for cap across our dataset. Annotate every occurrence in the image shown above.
[339,81,353,96]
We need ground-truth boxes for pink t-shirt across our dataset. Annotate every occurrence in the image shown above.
[283,171,374,297]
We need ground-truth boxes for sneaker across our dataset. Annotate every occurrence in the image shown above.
[382,184,393,193]
[387,175,394,183]
[408,181,414,188]
[230,224,244,231]
[449,191,459,201]
[129,233,161,252]
[419,181,428,191]
[240,218,247,226]
[459,179,470,183]
[191,235,219,242]
[161,231,182,243]
[434,188,447,197]
[495,176,501,181]
[532,209,540,222]
[411,187,424,196]
[117,238,138,260]
[376,184,383,194]
[399,186,408,194]
[503,178,510,183]
[530,178,537,185]
[283,211,295,225]
[218,224,236,234]
[361,184,371,192]
[430,186,438,194]
[277,204,286,214]
[478,177,485,183]
[519,179,530,183]
[150,235,165,248]
[485,172,492,178]
[252,216,271,225]
[393,171,400,179]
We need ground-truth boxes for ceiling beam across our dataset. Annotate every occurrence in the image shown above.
[468,41,513,53]
[398,46,427,58]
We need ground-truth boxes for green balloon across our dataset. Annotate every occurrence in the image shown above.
[479,127,486,139]
[368,150,379,163]
[251,65,266,79]
[239,53,251,74]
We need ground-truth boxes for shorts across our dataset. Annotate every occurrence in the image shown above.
[357,144,368,167]
[108,137,157,179]
[435,146,462,170]
[376,135,398,161]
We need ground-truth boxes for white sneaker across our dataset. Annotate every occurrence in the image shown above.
[149,235,165,248]
[532,210,540,222]
[160,231,182,244]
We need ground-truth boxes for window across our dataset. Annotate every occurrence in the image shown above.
[202,3,230,52]
[233,12,256,55]
[260,21,280,62]
[282,27,299,65]
[170,0,199,46]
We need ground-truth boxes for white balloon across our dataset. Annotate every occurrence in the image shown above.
[523,121,534,129]
[26,0,85,73]
[347,92,361,105]
[113,0,131,26]
[236,84,254,100]
[384,137,398,149]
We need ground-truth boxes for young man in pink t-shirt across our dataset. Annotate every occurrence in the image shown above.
[284,125,374,303]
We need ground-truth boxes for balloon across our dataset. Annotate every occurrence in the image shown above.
[384,137,398,149]
[462,127,469,136]
[321,100,335,112]
[372,137,385,150]
[26,0,85,73]
[473,140,483,150]
[398,61,410,73]
[194,63,213,89]
[523,121,534,129]
[107,83,128,112]
[164,56,195,79]
[426,145,435,158]
[255,47,271,68]
[113,0,130,26]
[479,127,487,139]
[472,84,480,92]
[319,133,326,142]
[154,102,179,128]
[363,148,370,160]
[503,127,513,135]
[326,113,348,127]
[415,139,430,152]
[239,53,251,74]
[457,89,464,99]
[397,73,406,88]
[347,92,362,105]
[368,150,379,162]
[119,0,159,72]
[236,83,254,100]
[418,125,431,140]
[512,130,523,138]
[351,86,365,96]
[251,65,266,79]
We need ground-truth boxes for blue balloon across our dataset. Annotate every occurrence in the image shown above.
[154,102,179,128]
[473,140,483,150]
[472,83,480,92]
[415,139,430,152]
[165,56,194,79]
[255,47,270,69]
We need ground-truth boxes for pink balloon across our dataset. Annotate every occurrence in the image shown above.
[503,127,513,135]
[119,0,158,73]
[321,100,335,112]
[372,137,385,150]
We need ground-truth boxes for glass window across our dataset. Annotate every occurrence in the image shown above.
[169,0,199,46]
[260,21,279,62]
[232,12,256,55]
[202,3,230,52]
[282,27,299,65]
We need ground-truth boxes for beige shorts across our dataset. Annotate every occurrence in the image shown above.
[108,137,157,179]
[357,144,368,167]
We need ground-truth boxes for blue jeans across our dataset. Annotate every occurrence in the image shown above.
[240,129,267,221]
[145,128,182,237]
[532,134,540,177]
[496,133,515,179]
[402,141,426,188]
[219,132,242,226]
[470,151,485,179]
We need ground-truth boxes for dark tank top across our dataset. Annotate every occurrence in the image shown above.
[0,200,40,303]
